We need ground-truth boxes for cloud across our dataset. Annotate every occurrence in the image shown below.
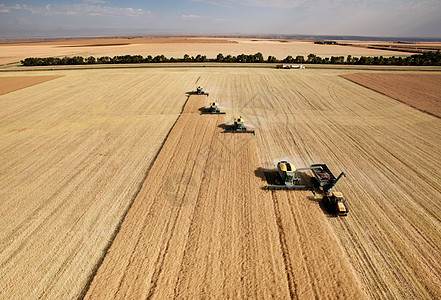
[0,3,150,17]
[0,4,9,13]
[190,0,382,9]
[214,18,233,22]
[189,0,301,8]
[396,0,441,14]
[182,14,202,19]
[82,0,108,3]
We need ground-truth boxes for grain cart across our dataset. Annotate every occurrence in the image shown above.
[311,164,348,216]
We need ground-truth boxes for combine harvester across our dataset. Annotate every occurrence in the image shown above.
[223,116,255,135]
[201,102,226,115]
[195,86,209,96]
[266,161,318,193]
[311,164,349,216]
[266,161,349,216]
[186,86,210,96]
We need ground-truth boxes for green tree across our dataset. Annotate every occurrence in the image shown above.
[284,55,294,63]
[267,55,277,63]
[307,53,316,63]
[295,55,305,63]
[86,56,96,64]
[254,52,264,62]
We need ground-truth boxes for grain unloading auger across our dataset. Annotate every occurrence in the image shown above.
[266,161,319,193]
[223,116,255,135]
[311,164,349,216]
[201,102,226,115]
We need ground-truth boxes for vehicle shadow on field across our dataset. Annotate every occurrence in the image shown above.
[307,196,338,218]
[254,167,281,190]
[254,167,267,180]
[217,123,230,130]
[185,91,199,95]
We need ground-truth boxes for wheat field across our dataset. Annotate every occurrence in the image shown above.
[197,68,441,299]
[85,94,365,299]
[0,67,440,299]
[0,69,195,298]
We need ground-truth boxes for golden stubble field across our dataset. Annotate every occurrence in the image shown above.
[0,67,440,299]
[85,95,365,299]
[0,37,412,66]
[199,68,441,299]
[0,69,194,298]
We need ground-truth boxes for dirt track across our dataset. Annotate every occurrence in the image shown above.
[85,94,364,299]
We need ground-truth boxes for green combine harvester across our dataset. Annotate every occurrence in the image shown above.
[196,86,209,96]
[186,86,209,96]
[223,116,255,135]
[201,102,226,115]
[266,161,319,192]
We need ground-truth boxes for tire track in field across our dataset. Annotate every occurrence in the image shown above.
[145,116,219,299]
[85,92,365,299]
[84,95,221,298]
[271,190,298,299]
[77,92,196,300]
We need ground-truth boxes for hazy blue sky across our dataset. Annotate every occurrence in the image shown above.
[0,0,440,37]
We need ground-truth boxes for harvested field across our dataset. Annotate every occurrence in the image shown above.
[0,76,63,95]
[85,94,364,299]
[1,67,440,299]
[0,69,193,298]
[0,37,411,66]
[341,72,441,117]
[200,68,441,299]
[344,41,441,53]
[0,37,239,46]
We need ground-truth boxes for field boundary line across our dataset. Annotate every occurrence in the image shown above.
[77,94,192,300]
[340,75,441,119]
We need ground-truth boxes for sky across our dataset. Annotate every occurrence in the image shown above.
[0,0,440,38]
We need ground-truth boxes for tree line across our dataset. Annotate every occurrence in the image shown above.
[21,51,441,66]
